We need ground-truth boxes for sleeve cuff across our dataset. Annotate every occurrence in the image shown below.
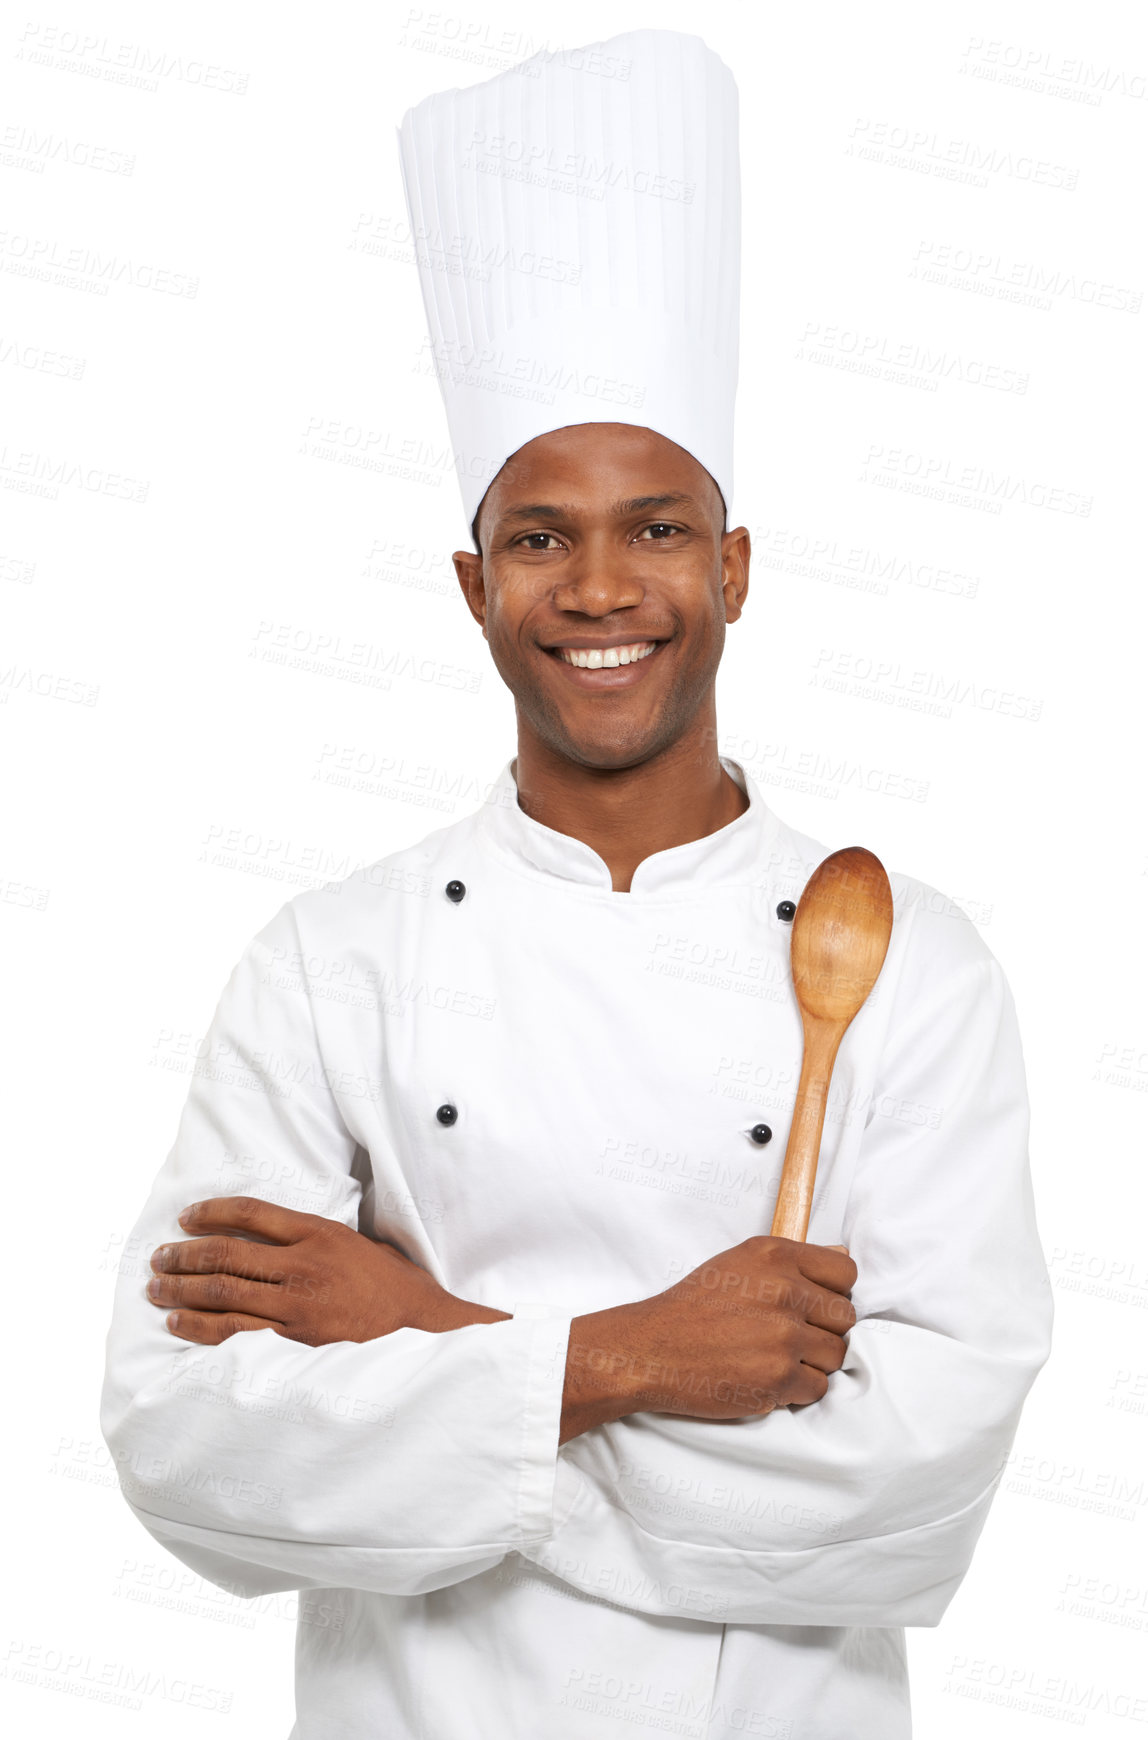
[510,1302,575,1540]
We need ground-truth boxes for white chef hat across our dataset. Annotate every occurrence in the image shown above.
[396,29,741,541]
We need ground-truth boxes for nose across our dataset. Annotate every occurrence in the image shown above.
[551,545,645,617]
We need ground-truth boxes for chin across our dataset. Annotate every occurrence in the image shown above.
[517,685,687,772]
[548,726,675,773]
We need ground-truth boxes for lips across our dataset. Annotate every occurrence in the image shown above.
[542,636,670,686]
[552,639,659,670]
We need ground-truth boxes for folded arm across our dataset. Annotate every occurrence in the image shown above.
[101,904,573,1601]
[519,930,1055,1627]
[110,901,1052,1627]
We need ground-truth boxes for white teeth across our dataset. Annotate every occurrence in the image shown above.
[557,641,658,669]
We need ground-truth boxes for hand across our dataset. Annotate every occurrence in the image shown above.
[147,1197,510,1346]
[560,1235,857,1443]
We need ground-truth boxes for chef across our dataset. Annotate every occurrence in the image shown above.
[101,29,1053,1739]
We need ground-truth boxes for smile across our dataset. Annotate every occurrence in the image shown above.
[552,640,660,669]
[544,639,669,688]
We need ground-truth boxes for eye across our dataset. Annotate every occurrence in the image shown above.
[514,532,563,551]
[636,522,683,541]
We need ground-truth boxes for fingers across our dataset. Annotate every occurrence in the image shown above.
[771,1355,832,1410]
[165,1309,283,1345]
[148,1269,286,1320]
[792,1240,858,1294]
[788,1365,831,1408]
[151,1235,288,1283]
[177,1196,323,1245]
[803,1283,857,1336]
[795,1321,850,1376]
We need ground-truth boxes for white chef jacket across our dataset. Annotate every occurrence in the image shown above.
[101,754,1053,1739]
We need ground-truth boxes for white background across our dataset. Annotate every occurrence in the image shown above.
[2,0,1145,1733]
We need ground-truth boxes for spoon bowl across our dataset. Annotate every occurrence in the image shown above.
[770,846,894,1242]
[791,847,894,1023]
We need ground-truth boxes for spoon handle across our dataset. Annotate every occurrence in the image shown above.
[770,1019,844,1241]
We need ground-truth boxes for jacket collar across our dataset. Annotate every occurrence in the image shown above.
[474,753,785,895]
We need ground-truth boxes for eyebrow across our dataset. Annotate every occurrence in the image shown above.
[498,492,698,525]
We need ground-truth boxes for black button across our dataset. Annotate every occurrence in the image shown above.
[750,1124,773,1146]
[436,1103,458,1125]
[445,879,466,903]
[776,900,796,922]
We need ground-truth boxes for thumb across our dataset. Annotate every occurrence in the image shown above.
[828,1244,849,1253]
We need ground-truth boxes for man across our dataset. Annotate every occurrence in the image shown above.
[102,30,1053,1738]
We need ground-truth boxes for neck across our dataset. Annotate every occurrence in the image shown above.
[512,714,749,893]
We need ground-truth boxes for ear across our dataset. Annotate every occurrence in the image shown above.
[452,551,488,636]
[720,526,751,623]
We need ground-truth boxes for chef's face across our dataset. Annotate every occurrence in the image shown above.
[452,423,750,771]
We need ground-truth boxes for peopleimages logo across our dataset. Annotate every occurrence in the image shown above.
[809,648,1043,724]
[858,445,1091,516]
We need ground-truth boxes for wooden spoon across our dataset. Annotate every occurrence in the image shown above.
[769,846,894,1242]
